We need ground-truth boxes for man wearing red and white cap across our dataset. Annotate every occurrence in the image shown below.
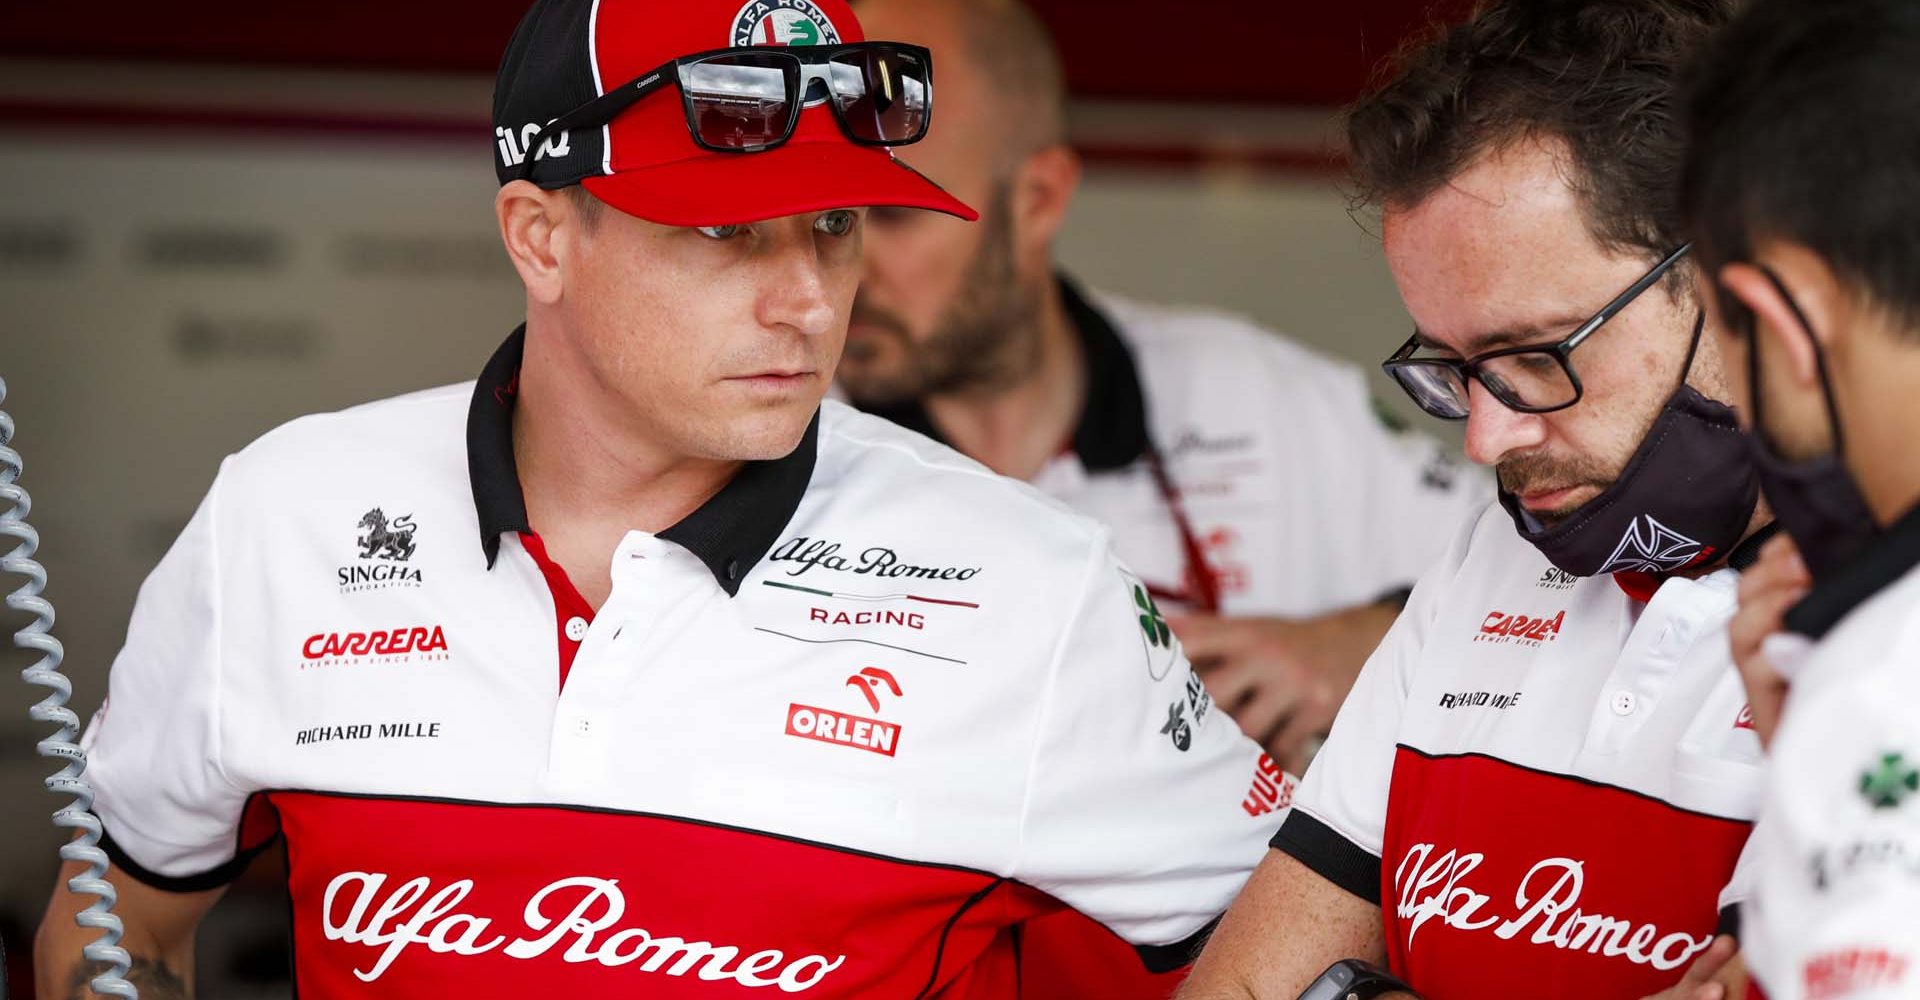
[32,0,1282,996]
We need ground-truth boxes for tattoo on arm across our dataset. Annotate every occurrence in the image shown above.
[67,955,190,1000]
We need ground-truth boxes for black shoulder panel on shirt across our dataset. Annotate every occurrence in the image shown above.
[1271,810,1383,906]
[1135,918,1218,974]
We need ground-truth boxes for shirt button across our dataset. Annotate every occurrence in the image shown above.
[564,616,589,642]
[1610,691,1638,717]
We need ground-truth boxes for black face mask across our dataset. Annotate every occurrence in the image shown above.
[1741,268,1880,581]
[1498,313,1761,578]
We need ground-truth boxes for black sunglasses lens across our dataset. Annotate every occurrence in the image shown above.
[681,53,797,150]
[827,44,930,143]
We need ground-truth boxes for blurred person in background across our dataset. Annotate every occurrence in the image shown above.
[1181,2,1785,998]
[845,0,1488,782]
[1679,1,1920,995]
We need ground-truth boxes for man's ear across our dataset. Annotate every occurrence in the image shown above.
[497,180,569,306]
[1719,260,1825,390]
[1010,144,1082,265]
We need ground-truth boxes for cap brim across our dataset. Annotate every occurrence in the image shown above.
[582,139,977,228]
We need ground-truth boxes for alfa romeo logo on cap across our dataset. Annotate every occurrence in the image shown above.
[732,0,843,48]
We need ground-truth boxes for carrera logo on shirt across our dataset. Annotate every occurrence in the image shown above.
[323,872,846,988]
[302,626,449,666]
[1475,610,1565,646]
[768,537,982,582]
[1392,842,1714,972]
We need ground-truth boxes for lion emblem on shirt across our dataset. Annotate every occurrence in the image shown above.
[357,508,417,562]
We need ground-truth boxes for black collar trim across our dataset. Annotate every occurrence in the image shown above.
[465,326,819,596]
[1784,502,1920,639]
[857,275,1152,471]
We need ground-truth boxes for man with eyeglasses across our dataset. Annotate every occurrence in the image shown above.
[1181,2,1776,999]
[33,0,1283,996]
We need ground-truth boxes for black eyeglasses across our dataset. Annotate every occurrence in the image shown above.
[1380,244,1694,420]
[514,41,933,181]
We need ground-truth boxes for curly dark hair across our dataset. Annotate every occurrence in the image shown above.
[1347,0,1733,261]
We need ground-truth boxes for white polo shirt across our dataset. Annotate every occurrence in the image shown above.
[80,327,1284,999]
[1744,505,1920,1000]
[1274,504,1774,999]
[859,278,1489,617]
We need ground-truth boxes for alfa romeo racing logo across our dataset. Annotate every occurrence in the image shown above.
[731,0,842,48]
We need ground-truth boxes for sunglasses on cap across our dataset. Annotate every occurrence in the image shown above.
[1380,244,1694,420]
[514,41,933,181]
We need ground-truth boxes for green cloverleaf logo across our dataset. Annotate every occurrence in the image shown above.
[1860,752,1920,809]
[1134,584,1170,648]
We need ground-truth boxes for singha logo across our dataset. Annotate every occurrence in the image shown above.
[357,508,418,562]
[1597,515,1704,575]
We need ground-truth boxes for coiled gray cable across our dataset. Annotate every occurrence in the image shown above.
[3,375,137,998]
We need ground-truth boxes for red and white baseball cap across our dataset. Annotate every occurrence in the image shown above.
[492,0,977,226]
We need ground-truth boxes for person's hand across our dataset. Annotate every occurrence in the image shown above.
[1169,603,1398,774]
[1639,936,1741,1000]
[1731,533,1813,749]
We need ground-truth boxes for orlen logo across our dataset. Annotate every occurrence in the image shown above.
[784,704,899,757]
[1475,610,1565,646]
[303,626,449,664]
[785,668,902,756]
[1734,704,1755,731]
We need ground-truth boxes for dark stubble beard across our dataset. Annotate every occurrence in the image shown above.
[843,182,1044,405]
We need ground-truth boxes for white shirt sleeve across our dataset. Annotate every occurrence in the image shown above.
[81,465,264,889]
[1013,533,1286,964]
[1271,507,1482,903]
[1746,661,1920,1000]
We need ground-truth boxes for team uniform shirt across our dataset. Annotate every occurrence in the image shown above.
[1274,505,1774,1000]
[80,327,1283,999]
[862,277,1489,618]
[1745,504,1920,1000]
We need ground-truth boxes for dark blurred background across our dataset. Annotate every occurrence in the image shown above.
[0,1,1468,994]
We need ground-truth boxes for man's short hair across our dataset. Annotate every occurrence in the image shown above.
[565,185,606,231]
[954,0,1067,160]
[1680,0,1920,331]
[1347,0,1732,261]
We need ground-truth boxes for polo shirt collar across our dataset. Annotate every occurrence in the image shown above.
[858,275,1152,472]
[1784,500,1920,639]
[466,325,819,595]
